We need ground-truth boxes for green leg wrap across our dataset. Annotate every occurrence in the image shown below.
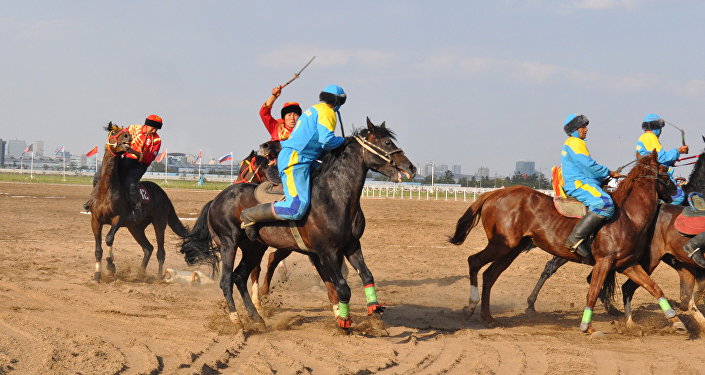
[658,297,676,319]
[338,302,350,319]
[580,307,592,332]
[364,284,378,305]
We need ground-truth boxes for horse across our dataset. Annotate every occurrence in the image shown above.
[179,119,416,331]
[90,123,189,281]
[448,152,682,334]
[526,150,705,332]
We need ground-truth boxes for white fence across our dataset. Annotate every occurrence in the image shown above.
[362,184,555,202]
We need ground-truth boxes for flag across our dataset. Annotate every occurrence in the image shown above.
[156,149,167,163]
[193,151,202,164]
[54,145,65,156]
[218,153,233,164]
[86,146,99,157]
[22,144,33,155]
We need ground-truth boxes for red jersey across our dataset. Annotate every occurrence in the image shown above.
[259,105,294,141]
[125,124,162,166]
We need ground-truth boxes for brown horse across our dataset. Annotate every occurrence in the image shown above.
[90,123,189,281]
[449,152,682,334]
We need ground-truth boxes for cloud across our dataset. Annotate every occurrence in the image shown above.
[260,45,395,70]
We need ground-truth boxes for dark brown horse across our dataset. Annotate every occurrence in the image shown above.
[449,152,681,334]
[90,123,189,281]
[180,119,415,331]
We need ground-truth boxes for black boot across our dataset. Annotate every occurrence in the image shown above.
[128,182,142,221]
[566,211,607,258]
[83,199,93,212]
[684,232,705,268]
[240,203,280,241]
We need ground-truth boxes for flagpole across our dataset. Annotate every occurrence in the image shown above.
[198,151,202,182]
[95,152,98,175]
[62,152,66,182]
[30,151,34,179]
[230,151,233,182]
[164,149,168,184]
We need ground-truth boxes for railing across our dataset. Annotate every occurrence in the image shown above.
[362,183,555,201]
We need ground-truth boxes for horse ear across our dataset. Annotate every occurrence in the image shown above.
[651,149,658,162]
[380,121,386,129]
[249,150,256,157]
[366,117,374,131]
[702,135,705,143]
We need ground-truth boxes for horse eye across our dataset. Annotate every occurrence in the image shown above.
[384,140,391,146]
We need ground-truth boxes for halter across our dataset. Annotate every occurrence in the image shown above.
[635,164,671,187]
[105,128,129,156]
[354,135,403,167]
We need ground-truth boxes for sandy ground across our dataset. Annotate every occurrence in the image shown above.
[2,181,705,375]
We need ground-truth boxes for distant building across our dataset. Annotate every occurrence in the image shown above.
[476,166,489,179]
[0,139,5,166]
[452,164,461,175]
[32,141,45,158]
[422,163,434,177]
[7,140,26,158]
[515,160,536,176]
[437,164,448,173]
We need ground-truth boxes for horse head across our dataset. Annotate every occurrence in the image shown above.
[354,117,416,182]
[237,150,269,183]
[104,122,132,155]
[259,140,281,162]
[628,150,676,202]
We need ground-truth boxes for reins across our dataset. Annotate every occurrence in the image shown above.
[105,128,129,156]
[234,157,265,183]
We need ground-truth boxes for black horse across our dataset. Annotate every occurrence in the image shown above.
[180,119,416,330]
[526,149,705,320]
[90,123,189,281]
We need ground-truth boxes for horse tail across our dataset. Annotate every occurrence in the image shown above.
[599,268,617,305]
[179,200,218,270]
[449,190,500,245]
[167,201,190,238]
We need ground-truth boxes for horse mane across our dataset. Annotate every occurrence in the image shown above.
[313,125,397,178]
[610,154,656,205]
[683,151,705,195]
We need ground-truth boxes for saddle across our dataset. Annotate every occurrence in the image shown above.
[675,193,705,235]
[254,181,285,204]
[553,196,586,218]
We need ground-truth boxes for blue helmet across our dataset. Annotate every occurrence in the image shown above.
[563,113,589,136]
[642,114,665,131]
[319,84,346,111]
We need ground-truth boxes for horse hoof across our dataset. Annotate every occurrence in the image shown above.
[93,273,101,283]
[106,263,116,274]
[484,319,500,328]
[525,307,536,316]
[672,321,688,334]
[462,305,477,318]
[590,331,607,338]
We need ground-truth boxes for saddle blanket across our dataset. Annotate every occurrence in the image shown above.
[675,208,705,236]
[138,184,151,204]
[553,196,586,218]
[254,181,284,204]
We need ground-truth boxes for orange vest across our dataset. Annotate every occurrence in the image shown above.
[125,125,161,165]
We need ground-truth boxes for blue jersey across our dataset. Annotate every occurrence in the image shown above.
[280,103,344,160]
[561,137,610,190]
[635,132,679,166]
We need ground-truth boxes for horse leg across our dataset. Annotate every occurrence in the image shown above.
[479,247,522,326]
[345,242,384,316]
[319,251,352,330]
[623,254,664,330]
[250,264,263,312]
[466,240,504,317]
[104,221,125,275]
[153,222,167,279]
[91,217,104,282]
[261,248,293,295]
[218,243,241,326]
[232,243,268,330]
[620,264,687,334]
[674,266,705,333]
[526,256,568,314]
[580,259,612,334]
[308,254,339,318]
[127,223,154,279]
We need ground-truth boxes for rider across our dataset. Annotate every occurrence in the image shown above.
[635,114,688,205]
[240,85,346,236]
[122,114,163,220]
[561,113,622,258]
[260,85,302,142]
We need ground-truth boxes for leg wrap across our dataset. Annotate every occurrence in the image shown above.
[580,307,592,332]
[658,297,676,319]
[337,302,352,328]
[364,284,384,314]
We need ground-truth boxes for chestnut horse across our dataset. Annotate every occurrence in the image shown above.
[90,123,189,281]
[449,152,681,334]
[180,120,416,330]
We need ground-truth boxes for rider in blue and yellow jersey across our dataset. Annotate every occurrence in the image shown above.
[635,114,688,205]
[561,114,623,258]
[240,85,347,236]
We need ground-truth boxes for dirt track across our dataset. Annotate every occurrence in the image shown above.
[2,181,705,375]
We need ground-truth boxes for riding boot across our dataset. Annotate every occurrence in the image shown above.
[683,232,705,268]
[83,198,93,212]
[128,182,142,221]
[240,203,280,241]
[565,211,607,258]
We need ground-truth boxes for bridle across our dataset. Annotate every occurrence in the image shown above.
[636,163,673,188]
[106,128,130,156]
[354,135,403,167]
[235,156,266,183]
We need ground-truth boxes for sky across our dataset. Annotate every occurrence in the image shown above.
[1,0,704,177]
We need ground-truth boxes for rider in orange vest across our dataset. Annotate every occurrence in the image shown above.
[259,85,302,142]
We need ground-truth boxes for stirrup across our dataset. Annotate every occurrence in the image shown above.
[241,221,256,229]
